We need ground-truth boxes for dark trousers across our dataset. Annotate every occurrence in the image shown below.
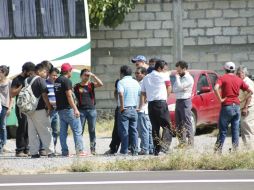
[109,107,121,153]
[15,106,29,153]
[175,98,194,146]
[148,100,172,154]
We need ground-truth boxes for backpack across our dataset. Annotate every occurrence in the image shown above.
[17,76,40,115]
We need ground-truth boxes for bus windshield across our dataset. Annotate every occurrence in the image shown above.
[0,0,87,39]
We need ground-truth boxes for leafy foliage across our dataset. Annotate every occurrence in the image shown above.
[88,0,143,28]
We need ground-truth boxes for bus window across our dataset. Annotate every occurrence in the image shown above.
[68,0,87,37]
[40,0,66,37]
[12,0,37,37]
[0,0,10,38]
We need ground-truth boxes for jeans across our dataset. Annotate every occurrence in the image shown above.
[118,107,138,154]
[0,106,8,153]
[137,112,153,154]
[79,109,97,150]
[50,110,59,147]
[58,109,84,156]
[216,104,240,151]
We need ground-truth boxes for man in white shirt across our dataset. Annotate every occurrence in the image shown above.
[236,66,254,150]
[173,61,194,148]
[139,60,172,156]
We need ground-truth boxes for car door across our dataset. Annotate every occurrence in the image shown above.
[192,73,214,125]
[207,72,221,123]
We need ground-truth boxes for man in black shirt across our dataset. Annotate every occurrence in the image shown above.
[11,62,35,157]
[74,69,103,155]
[54,63,86,157]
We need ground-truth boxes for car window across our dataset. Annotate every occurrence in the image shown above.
[208,73,218,89]
[197,74,209,93]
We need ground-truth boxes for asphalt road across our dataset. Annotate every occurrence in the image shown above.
[0,170,254,190]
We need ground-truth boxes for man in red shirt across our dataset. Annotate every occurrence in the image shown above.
[214,62,253,153]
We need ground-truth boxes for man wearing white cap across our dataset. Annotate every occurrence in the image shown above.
[214,62,253,153]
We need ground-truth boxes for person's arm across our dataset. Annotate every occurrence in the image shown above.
[90,73,103,88]
[66,90,80,117]
[138,92,146,111]
[119,92,124,113]
[241,88,253,116]
[173,74,193,93]
[42,92,52,115]
[166,85,172,98]
[6,97,14,117]
[214,84,226,103]
[10,85,22,97]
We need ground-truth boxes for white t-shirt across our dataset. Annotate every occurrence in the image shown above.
[141,70,170,102]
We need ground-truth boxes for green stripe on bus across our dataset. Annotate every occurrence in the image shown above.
[51,42,91,61]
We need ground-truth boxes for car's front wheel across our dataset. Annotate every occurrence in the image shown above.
[191,111,197,135]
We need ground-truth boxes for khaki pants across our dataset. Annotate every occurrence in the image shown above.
[27,109,54,155]
[241,106,254,150]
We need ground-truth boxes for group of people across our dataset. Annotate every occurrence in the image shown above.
[0,61,103,157]
[1,56,254,158]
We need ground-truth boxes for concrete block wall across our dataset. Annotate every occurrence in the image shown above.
[91,0,254,110]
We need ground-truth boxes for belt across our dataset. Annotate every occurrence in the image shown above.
[124,106,136,109]
[149,100,166,103]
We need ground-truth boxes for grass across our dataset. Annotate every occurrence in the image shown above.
[71,151,254,172]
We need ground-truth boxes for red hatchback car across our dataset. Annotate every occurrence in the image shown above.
[167,70,221,134]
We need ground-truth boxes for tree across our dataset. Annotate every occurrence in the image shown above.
[88,0,143,29]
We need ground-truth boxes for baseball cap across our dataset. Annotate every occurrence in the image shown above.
[61,63,73,72]
[131,55,146,63]
[224,62,235,71]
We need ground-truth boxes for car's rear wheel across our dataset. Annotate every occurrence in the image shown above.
[191,111,197,135]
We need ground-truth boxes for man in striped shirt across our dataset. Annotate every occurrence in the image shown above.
[46,67,60,152]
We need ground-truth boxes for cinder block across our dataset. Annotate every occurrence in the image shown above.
[215,18,230,26]
[122,31,138,39]
[184,37,196,45]
[189,10,205,19]
[130,21,146,30]
[198,37,214,45]
[138,30,154,38]
[183,19,197,28]
[231,36,247,44]
[223,10,239,18]
[183,29,189,37]
[162,20,173,29]
[163,38,173,46]
[125,13,139,21]
[190,28,205,36]
[146,4,161,12]
[223,27,239,35]
[156,12,171,20]
[147,38,162,47]
[196,2,213,9]
[230,1,246,8]
[97,40,114,48]
[106,31,121,39]
[130,39,145,47]
[146,21,162,29]
[206,10,222,18]
[231,18,247,27]
[217,53,232,61]
[162,3,172,11]
[139,13,155,21]
[198,19,213,27]
[239,9,254,17]
[214,1,229,9]
[98,57,113,65]
[214,36,230,44]
[155,30,171,38]
[207,27,222,36]
[91,31,105,40]
[248,35,254,43]
[232,52,249,61]
[240,27,254,35]
[161,55,173,62]
[114,39,129,48]
[183,2,196,10]
[249,1,254,8]
[248,18,254,26]
[115,23,130,30]
[132,4,145,12]
[183,52,199,62]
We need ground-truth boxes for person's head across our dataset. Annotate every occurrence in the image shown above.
[149,58,158,67]
[80,68,91,82]
[154,59,168,72]
[224,61,236,74]
[61,63,73,78]
[48,67,60,82]
[135,67,147,82]
[35,63,48,79]
[236,66,248,80]
[41,60,53,76]
[120,65,132,77]
[175,60,189,76]
[131,55,147,68]
[0,65,10,80]
[22,62,35,77]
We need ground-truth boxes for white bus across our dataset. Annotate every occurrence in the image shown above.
[0,0,91,78]
[0,0,91,129]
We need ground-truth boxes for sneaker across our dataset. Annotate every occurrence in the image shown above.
[104,149,116,155]
[16,152,28,157]
[39,149,47,156]
[90,148,96,155]
[31,154,40,158]
[3,147,12,153]
[24,150,31,156]
[62,154,74,158]
[138,150,149,155]
[76,151,89,157]
[48,153,56,158]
